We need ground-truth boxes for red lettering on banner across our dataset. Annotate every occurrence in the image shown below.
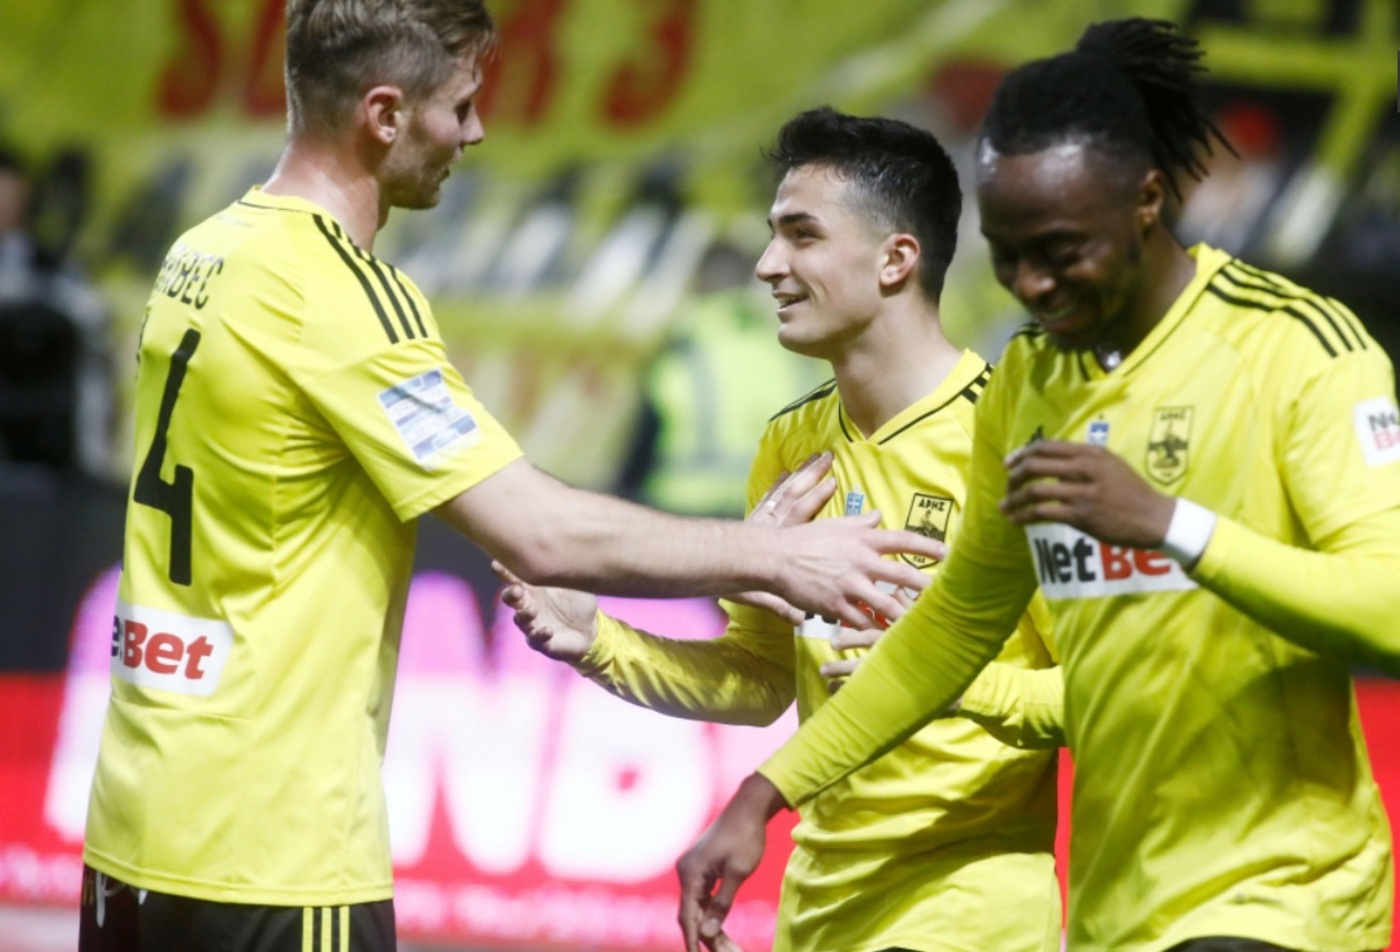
[481,0,567,126]
[1133,548,1172,576]
[159,0,224,118]
[1101,545,1172,580]
[242,0,287,119]
[122,621,148,667]
[184,636,214,679]
[603,0,696,125]
[1101,546,1133,580]
[119,623,212,679]
[146,633,182,674]
[1376,430,1400,451]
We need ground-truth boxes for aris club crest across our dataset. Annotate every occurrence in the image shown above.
[901,493,952,568]
[1146,406,1193,485]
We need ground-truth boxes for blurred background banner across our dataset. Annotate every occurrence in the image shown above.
[1,1,1399,949]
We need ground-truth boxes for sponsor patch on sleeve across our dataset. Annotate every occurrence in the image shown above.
[1353,397,1400,467]
[379,369,480,465]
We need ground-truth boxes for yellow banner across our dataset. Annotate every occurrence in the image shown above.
[1,0,1393,482]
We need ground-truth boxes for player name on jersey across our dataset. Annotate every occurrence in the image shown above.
[1025,523,1197,599]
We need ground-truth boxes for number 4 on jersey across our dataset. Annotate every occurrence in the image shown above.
[134,328,201,585]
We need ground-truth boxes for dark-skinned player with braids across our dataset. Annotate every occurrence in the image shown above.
[677,18,1400,952]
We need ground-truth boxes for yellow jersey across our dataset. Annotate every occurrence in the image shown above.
[84,188,523,905]
[760,245,1397,951]
[580,351,1063,952]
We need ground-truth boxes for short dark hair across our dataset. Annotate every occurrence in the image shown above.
[978,18,1233,200]
[284,0,497,138]
[767,107,963,302]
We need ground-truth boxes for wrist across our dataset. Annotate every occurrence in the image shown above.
[1161,498,1217,569]
[737,772,791,818]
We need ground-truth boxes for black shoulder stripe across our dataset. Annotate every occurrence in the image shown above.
[959,365,992,405]
[768,380,837,421]
[1204,283,1336,357]
[348,243,417,341]
[878,363,991,445]
[388,266,429,337]
[1224,260,1368,352]
[1218,264,1358,354]
[1011,322,1043,341]
[1325,295,1369,351]
[313,215,398,344]
[838,404,857,443]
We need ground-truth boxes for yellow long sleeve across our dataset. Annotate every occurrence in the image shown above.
[572,606,796,726]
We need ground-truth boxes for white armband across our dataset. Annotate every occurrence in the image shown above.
[1161,498,1217,567]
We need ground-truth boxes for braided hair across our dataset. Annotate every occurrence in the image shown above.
[978,18,1235,199]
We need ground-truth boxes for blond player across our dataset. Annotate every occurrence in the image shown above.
[77,5,942,951]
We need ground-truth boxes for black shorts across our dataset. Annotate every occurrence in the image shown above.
[1166,939,1301,952]
[78,864,396,952]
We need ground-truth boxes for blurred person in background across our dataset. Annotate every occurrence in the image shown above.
[677,18,1400,952]
[504,107,1064,952]
[0,147,112,479]
[618,240,828,516]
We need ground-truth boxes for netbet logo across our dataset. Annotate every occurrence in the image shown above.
[111,598,233,696]
[1355,397,1400,467]
[1026,523,1197,599]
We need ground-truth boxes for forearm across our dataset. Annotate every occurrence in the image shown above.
[957,662,1065,750]
[437,460,778,598]
[1190,508,1400,674]
[576,613,795,726]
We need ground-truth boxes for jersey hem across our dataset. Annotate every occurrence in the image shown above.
[1070,917,1392,952]
[83,848,394,907]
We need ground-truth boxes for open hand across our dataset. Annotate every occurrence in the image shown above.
[729,453,840,623]
[493,561,599,663]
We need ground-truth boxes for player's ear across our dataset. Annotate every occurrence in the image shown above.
[363,85,406,147]
[879,233,921,290]
[1136,168,1168,234]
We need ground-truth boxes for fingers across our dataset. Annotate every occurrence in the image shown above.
[865,553,937,593]
[866,525,948,567]
[490,560,525,587]
[727,590,805,625]
[780,476,837,527]
[819,657,861,681]
[677,859,712,952]
[704,929,745,952]
[829,627,881,651]
[1004,438,1095,467]
[698,869,742,951]
[855,587,911,629]
[750,469,792,515]
[751,452,835,528]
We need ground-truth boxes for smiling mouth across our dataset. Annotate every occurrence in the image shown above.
[1036,304,1088,335]
[773,293,807,316]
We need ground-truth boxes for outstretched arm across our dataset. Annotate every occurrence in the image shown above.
[436,456,941,630]
[499,561,797,725]
[496,454,872,726]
